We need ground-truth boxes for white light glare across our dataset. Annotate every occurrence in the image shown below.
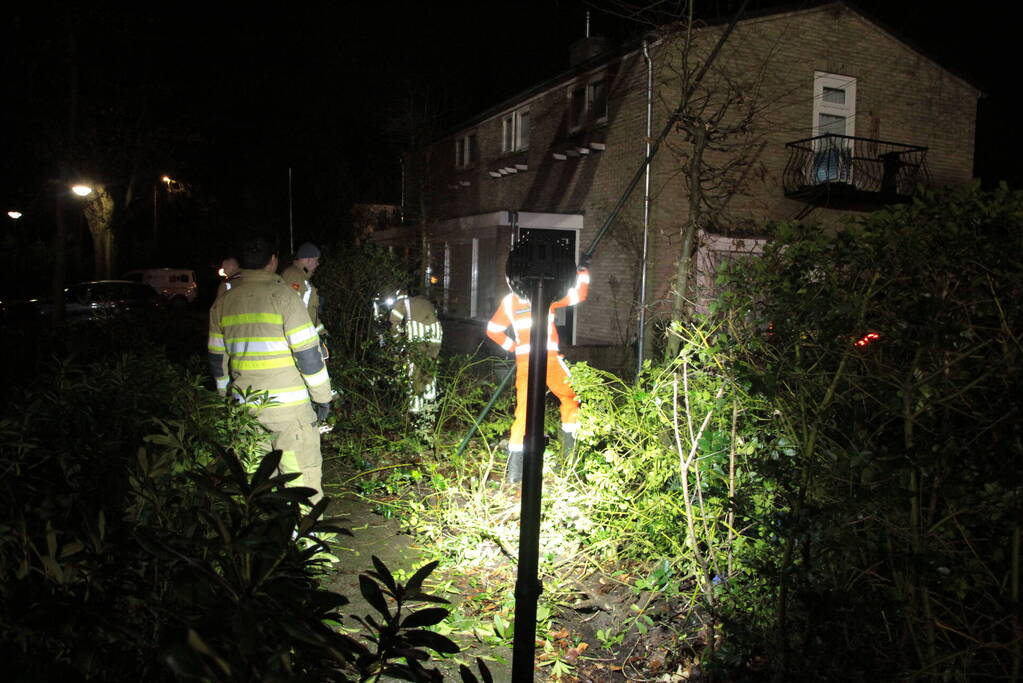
[7,210,23,220]
[71,184,93,197]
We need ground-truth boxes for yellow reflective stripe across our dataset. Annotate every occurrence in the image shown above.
[222,312,284,326]
[208,334,225,351]
[235,386,310,406]
[232,351,291,357]
[215,376,229,390]
[229,336,288,343]
[230,357,296,370]
[278,450,304,485]
[303,366,329,388]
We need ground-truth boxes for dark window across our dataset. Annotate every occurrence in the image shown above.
[570,86,585,129]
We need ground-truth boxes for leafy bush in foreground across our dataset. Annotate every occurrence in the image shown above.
[0,349,488,681]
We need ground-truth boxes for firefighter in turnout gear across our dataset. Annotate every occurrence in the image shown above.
[208,233,333,504]
[486,265,590,482]
[281,241,329,359]
[386,288,443,417]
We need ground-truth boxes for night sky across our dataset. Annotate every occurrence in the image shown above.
[3,1,1013,268]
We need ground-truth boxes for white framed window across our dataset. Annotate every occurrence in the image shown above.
[812,72,856,138]
[502,107,530,153]
[455,132,477,169]
[810,72,857,184]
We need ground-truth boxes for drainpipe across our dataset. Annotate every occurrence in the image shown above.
[399,156,406,224]
[637,39,653,375]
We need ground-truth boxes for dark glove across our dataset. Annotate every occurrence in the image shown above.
[313,401,331,422]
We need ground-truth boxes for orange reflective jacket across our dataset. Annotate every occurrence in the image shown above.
[486,268,589,357]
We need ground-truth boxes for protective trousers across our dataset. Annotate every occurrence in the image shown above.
[509,353,579,453]
[259,415,323,504]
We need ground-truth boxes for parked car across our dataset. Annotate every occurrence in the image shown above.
[0,297,43,325]
[66,280,163,319]
[23,280,162,322]
[121,268,198,308]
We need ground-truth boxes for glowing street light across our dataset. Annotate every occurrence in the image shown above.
[7,210,22,220]
[51,181,97,326]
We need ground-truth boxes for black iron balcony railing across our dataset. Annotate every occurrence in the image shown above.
[784,134,929,205]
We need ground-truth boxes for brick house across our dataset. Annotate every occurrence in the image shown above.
[405,1,979,359]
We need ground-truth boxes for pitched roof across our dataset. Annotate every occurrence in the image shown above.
[440,0,982,139]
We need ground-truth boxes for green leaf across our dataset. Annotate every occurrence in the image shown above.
[371,554,398,593]
[404,559,440,597]
[402,629,461,654]
[401,607,449,629]
[250,449,282,489]
[359,574,393,620]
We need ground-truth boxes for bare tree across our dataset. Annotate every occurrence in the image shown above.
[383,83,453,287]
[595,0,764,358]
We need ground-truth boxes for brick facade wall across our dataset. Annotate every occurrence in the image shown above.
[422,2,979,348]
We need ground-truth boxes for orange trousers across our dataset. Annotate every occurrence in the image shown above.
[509,353,579,452]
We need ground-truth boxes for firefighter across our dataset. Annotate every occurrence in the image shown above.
[281,242,329,358]
[208,233,334,504]
[214,255,240,299]
[385,286,443,419]
[486,263,590,482]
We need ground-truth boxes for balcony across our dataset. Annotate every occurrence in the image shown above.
[784,134,929,207]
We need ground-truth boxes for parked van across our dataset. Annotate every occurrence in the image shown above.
[121,268,198,308]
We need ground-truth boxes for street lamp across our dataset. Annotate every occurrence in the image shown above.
[153,175,178,253]
[52,181,95,326]
[7,210,23,220]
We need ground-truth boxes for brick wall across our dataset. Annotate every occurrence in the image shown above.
[423,2,980,347]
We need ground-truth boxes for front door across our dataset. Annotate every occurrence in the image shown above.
[811,71,857,184]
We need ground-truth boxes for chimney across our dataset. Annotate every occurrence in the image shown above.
[569,36,609,66]
[569,10,608,66]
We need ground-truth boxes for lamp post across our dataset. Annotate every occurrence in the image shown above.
[52,180,93,327]
[505,232,576,682]
[153,175,174,253]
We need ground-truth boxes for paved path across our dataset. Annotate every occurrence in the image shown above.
[323,491,514,681]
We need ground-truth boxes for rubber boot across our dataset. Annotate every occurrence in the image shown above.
[506,448,523,484]
[560,430,576,461]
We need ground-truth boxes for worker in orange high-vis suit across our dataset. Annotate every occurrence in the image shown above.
[486,265,590,482]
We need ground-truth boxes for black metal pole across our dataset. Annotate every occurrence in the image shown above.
[511,274,550,681]
[453,362,515,461]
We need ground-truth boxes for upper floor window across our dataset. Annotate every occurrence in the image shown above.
[810,72,857,184]
[502,108,530,153]
[570,85,586,129]
[587,79,607,122]
[455,132,477,169]
[569,75,608,130]
[812,72,856,138]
